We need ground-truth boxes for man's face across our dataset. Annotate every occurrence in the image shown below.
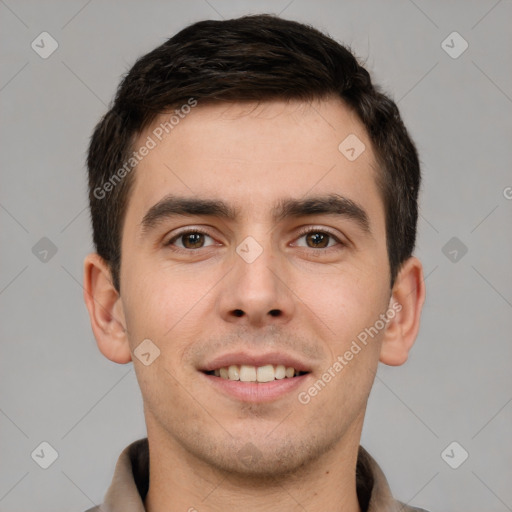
[118,98,391,476]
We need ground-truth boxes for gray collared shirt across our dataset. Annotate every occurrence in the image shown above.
[84,438,429,512]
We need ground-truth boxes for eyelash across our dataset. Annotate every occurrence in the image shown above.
[165,227,345,253]
[293,227,344,251]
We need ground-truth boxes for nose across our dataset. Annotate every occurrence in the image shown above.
[216,237,295,328]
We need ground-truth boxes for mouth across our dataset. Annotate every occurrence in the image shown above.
[199,352,313,402]
[204,364,309,382]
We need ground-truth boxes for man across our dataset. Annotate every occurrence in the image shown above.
[83,13,427,512]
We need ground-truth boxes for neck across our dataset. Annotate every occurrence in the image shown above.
[144,421,363,512]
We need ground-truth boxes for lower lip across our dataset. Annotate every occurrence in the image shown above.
[201,372,310,403]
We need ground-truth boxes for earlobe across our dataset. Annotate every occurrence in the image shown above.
[379,256,426,366]
[83,253,132,364]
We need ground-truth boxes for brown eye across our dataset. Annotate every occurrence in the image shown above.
[181,232,205,249]
[305,232,330,248]
[167,230,215,250]
[294,229,341,250]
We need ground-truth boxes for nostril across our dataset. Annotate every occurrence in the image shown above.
[269,309,280,317]
[233,309,244,317]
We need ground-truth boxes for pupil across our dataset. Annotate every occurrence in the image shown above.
[308,232,327,248]
[185,233,203,248]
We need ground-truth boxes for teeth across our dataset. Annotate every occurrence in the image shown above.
[275,364,286,379]
[228,365,240,380]
[213,364,302,382]
[257,364,275,383]
[239,365,257,382]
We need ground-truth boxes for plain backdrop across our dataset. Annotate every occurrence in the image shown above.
[1,1,511,511]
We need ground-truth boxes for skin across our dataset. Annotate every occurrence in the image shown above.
[84,97,425,512]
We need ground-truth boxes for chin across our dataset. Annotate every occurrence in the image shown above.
[192,434,334,482]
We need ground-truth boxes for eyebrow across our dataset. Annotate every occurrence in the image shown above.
[139,193,371,238]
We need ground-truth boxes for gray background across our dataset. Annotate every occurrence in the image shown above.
[1,0,511,510]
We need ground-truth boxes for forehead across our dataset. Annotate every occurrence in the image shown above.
[124,98,384,232]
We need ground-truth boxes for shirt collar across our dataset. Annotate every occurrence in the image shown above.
[97,438,419,512]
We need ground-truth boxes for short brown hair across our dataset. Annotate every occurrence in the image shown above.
[87,13,421,292]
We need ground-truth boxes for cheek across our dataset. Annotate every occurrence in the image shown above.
[121,265,211,366]
[295,268,388,349]
[120,275,170,355]
[306,274,388,412]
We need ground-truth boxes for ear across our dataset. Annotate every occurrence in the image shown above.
[83,253,132,364]
[379,256,426,366]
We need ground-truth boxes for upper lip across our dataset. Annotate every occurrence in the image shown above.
[200,351,312,373]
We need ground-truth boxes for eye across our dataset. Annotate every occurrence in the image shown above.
[166,230,216,250]
[293,228,343,250]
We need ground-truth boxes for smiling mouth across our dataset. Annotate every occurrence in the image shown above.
[203,364,310,383]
